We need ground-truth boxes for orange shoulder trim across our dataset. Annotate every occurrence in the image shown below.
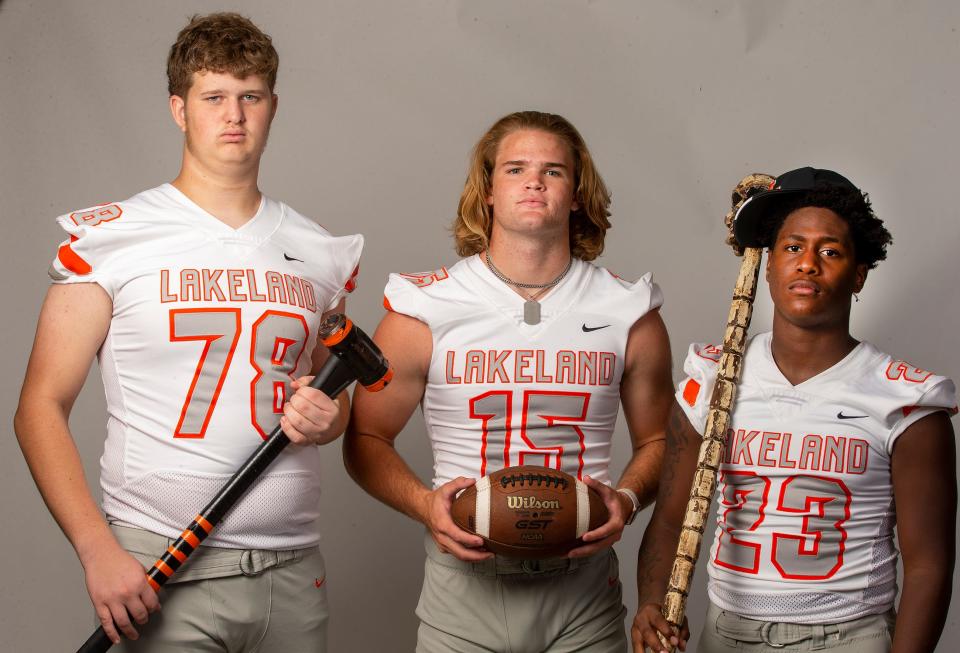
[57,236,92,275]
[682,379,701,407]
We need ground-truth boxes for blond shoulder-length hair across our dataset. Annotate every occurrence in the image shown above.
[453,111,612,261]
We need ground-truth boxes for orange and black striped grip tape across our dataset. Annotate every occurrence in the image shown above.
[145,514,214,591]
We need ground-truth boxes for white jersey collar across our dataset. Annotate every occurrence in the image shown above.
[750,332,874,392]
[158,183,283,243]
[462,254,589,334]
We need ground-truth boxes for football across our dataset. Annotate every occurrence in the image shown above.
[451,465,609,558]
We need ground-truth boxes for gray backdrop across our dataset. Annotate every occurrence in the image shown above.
[2,1,958,650]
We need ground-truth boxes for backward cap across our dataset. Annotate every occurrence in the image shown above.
[733,167,860,247]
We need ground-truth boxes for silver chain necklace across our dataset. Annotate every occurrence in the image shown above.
[485,252,573,325]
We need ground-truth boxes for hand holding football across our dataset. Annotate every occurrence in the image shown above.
[450,465,608,558]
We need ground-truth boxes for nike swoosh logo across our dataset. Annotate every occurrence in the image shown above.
[314,577,325,588]
[284,253,304,262]
[582,324,611,332]
[837,412,868,420]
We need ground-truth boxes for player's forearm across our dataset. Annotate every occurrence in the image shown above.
[635,511,682,605]
[342,430,432,524]
[634,403,699,606]
[617,439,665,509]
[892,565,953,653]
[14,398,116,565]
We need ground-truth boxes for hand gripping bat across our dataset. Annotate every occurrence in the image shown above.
[658,174,775,650]
[76,314,393,653]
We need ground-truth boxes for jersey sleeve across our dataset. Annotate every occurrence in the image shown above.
[382,269,448,326]
[881,372,958,453]
[571,267,664,336]
[322,233,363,312]
[675,342,723,433]
[619,271,664,310]
[48,204,129,297]
[278,203,364,313]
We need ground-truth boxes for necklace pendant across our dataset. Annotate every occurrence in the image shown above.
[523,299,541,325]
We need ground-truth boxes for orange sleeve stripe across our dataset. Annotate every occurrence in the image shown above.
[383,296,394,312]
[343,265,360,293]
[57,236,92,275]
[904,404,960,417]
[682,379,701,407]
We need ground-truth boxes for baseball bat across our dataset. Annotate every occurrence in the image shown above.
[76,314,392,653]
[658,174,774,649]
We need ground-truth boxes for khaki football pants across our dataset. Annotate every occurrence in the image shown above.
[416,535,628,653]
[698,600,896,653]
[108,524,329,653]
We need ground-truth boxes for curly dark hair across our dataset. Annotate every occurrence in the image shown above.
[167,13,278,97]
[756,185,892,269]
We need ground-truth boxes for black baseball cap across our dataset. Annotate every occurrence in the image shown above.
[732,167,861,247]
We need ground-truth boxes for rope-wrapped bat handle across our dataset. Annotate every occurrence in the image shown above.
[658,173,775,649]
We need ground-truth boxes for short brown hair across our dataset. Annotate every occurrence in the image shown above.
[454,111,612,261]
[167,13,279,97]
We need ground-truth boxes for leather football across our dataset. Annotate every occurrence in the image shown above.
[451,465,609,558]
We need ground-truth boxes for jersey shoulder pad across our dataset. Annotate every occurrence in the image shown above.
[860,347,955,410]
[858,346,959,443]
[48,194,148,288]
[383,264,459,326]
[594,266,664,307]
[393,267,453,290]
[675,342,723,433]
[280,201,333,237]
[578,265,664,326]
[324,232,364,306]
[680,343,722,402]
[315,231,363,308]
[278,203,364,307]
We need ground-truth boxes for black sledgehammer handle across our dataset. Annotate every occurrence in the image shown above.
[76,315,391,653]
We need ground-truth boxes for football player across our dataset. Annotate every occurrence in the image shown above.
[631,168,957,653]
[14,13,361,651]
[345,111,674,652]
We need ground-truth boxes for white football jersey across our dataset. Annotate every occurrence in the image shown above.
[678,333,958,622]
[384,255,663,488]
[49,184,363,549]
